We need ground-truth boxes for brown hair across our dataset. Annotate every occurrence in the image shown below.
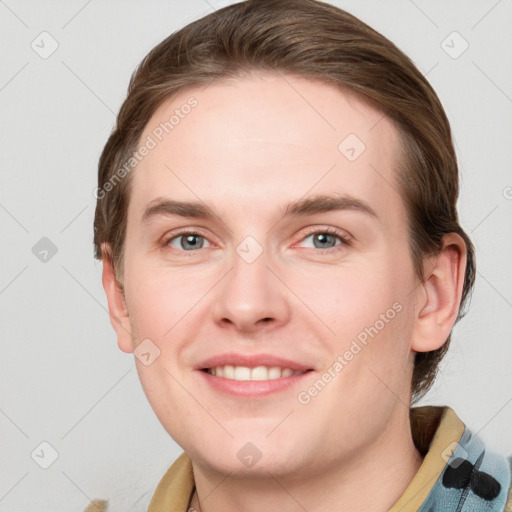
[93,0,475,402]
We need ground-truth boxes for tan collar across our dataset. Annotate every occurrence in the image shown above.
[148,449,195,512]
[389,406,465,511]
[148,405,466,512]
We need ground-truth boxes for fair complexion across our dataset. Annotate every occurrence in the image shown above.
[102,72,466,512]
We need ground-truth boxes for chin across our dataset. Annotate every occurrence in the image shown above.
[186,433,313,478]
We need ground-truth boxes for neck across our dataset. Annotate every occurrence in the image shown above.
[188,406,424,512]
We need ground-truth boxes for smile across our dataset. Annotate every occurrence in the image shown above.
[204,365,307,381]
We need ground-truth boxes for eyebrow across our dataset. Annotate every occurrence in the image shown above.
[141,192,378,224]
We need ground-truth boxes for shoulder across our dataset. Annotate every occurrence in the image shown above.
[81,453,193,512]
[83,499,108,512]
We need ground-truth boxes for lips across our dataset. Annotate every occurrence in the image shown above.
[196,353,313,373]
[194,353,315,397]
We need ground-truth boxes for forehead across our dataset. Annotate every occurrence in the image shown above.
[128,72,405,226]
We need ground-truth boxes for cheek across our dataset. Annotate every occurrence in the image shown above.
[124,260,213,342]
[125,283,171,340]
[295,252,415,385]
[295,260,406,338]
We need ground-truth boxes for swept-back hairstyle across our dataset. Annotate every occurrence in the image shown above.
[93,0,475,402]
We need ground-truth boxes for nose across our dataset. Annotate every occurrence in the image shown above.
[211,240,291,334]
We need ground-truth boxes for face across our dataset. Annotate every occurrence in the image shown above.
[116,72,424,477]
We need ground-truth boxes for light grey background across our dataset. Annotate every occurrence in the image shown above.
[1,1,511,511]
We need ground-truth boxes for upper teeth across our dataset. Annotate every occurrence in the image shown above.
[206,365,305,381]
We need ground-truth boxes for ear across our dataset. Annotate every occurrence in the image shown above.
[101,243,134,354]
[411,233,467,353]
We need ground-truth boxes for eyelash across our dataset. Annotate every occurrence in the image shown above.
[161,227,352,255]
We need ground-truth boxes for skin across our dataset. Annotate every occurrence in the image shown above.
[102,72,466,512]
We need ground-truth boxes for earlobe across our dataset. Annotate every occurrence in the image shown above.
[411,233,467,353]
[101,244,134,354]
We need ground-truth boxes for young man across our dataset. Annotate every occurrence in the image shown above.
[92,1,511,510]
